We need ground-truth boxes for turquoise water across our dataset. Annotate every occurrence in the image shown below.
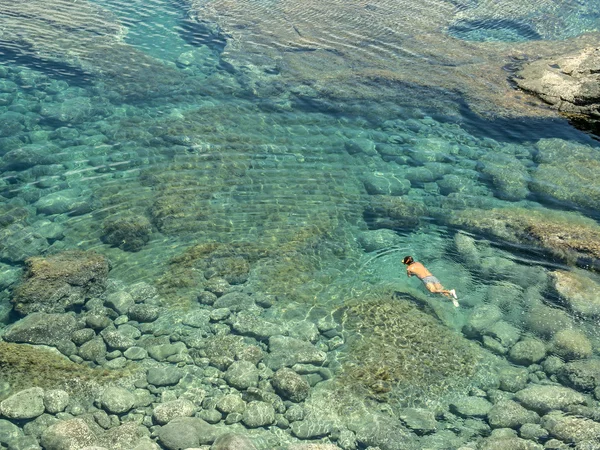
[2,0,600,447]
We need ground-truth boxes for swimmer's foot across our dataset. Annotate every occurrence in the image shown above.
[450,290,459,307]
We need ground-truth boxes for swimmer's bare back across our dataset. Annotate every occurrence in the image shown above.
[402,256,459,307]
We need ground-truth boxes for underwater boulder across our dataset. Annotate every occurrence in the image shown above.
[101,215,152,252]
[551,269,600,318]
[445,207,600,270]
[363,195,426,229]
[516,47,600,125]
[11,250,110,315]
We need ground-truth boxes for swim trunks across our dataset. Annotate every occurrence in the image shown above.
[420,275,440,286]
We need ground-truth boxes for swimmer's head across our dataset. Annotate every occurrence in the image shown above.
[402,255,414,265]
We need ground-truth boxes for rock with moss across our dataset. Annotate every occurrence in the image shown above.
[480,153,529,201]
[338,293,484,406]
[508,339,546,366]
[558,359,600,392]
[524,303,573,339]
[550,329,592,361]
[550,270,600,318]
[515,385,585,414]
[3,312,78,355]
[362,173,411,196]
[541,411,600,444]
[271,368,310,402]
[444,207,600,269]
[101,215,152,252]
[357,229,403,253]
[11,251,110,315]
[487,400,540,429]
[211,433,257,450]
[41,418,99,450]
[530,139,600,212]
[363,195,426,229]
[477,433,543,450]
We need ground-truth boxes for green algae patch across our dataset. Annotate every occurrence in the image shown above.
[336,293,483,407]
[446,207,600,268]
[0,342,134,400]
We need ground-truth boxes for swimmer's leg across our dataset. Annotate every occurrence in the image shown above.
[426,283,459,307]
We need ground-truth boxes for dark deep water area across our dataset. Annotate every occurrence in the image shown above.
[1,0,600,449]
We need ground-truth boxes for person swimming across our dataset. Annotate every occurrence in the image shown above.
[402,255,459,307]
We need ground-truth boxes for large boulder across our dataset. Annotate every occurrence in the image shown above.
[3,313,78,354]
[515,48,600,128]
[157,417,219,450]
[551,269,600,318]
[41,418,99,450]
[515,385,585,413]
[541,411,600,444]
[11,251,110,315]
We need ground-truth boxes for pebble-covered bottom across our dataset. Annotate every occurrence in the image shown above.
[1,0,600,449]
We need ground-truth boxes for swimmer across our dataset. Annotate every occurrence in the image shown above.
[402,255,459,307]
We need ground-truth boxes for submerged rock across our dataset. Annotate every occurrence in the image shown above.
[515,385,585,413]
[550,269,600,317]
[101,215,152,252]
[541,411,600,444]
[12,251,109,315]
[445,207,600,269]
[515,47,600,127]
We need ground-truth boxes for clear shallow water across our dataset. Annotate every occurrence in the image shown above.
[2,0,600,447]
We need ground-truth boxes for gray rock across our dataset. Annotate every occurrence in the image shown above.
[487,400,540,429]
[559,359,600,392]
[363,173,410,196]
[152,398,195,425]
[542,411,600,443]
[105,291,134,316]
[157,417,218,450]
[0,419,22,445]
[100,387,135,415]
[450,396,493,418]
[224,360,259,390]
[198,408,222,424]
[213,292,254,313]
[0,224,48,264]
[284,404,305,423]
[146,367,183,386]
[550,329,592,361]
[147,342,187,361]
[515,385,585,413]
[210,433,257,450]
[290,418,332,439]
[123,347,147,361]
[44,390,69,414]
[131,437,161,450]
[3,313,77,355]
[271,368,310,402]
[515,47,600,124]
[8,435,42,450]
[499,367,528,393]
[345,138,376,155]
[127,304,159,322]
[40,418,98,450]
[23,414,60,439]
[70,328,95,346]
[508,339,547,366]
[486,321,521,349]
[0,387,45,420]
[462,305,502,338]
[398,408,437,434]
[231,311,286,340]
[241,401,275,428]
[85,314,112,331]
[356,230,402,253]
[477,434,543,450]
[351,415,415,450]
[100,422,148,450]
[519,423,548,442]
[78,337,107,363]
[265,336,327,370]
[100,326,135,351]
[216,394,246,415]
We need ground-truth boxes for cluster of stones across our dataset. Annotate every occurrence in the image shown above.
[0,250,366,449]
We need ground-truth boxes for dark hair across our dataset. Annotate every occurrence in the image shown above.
[402,255,414,265]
